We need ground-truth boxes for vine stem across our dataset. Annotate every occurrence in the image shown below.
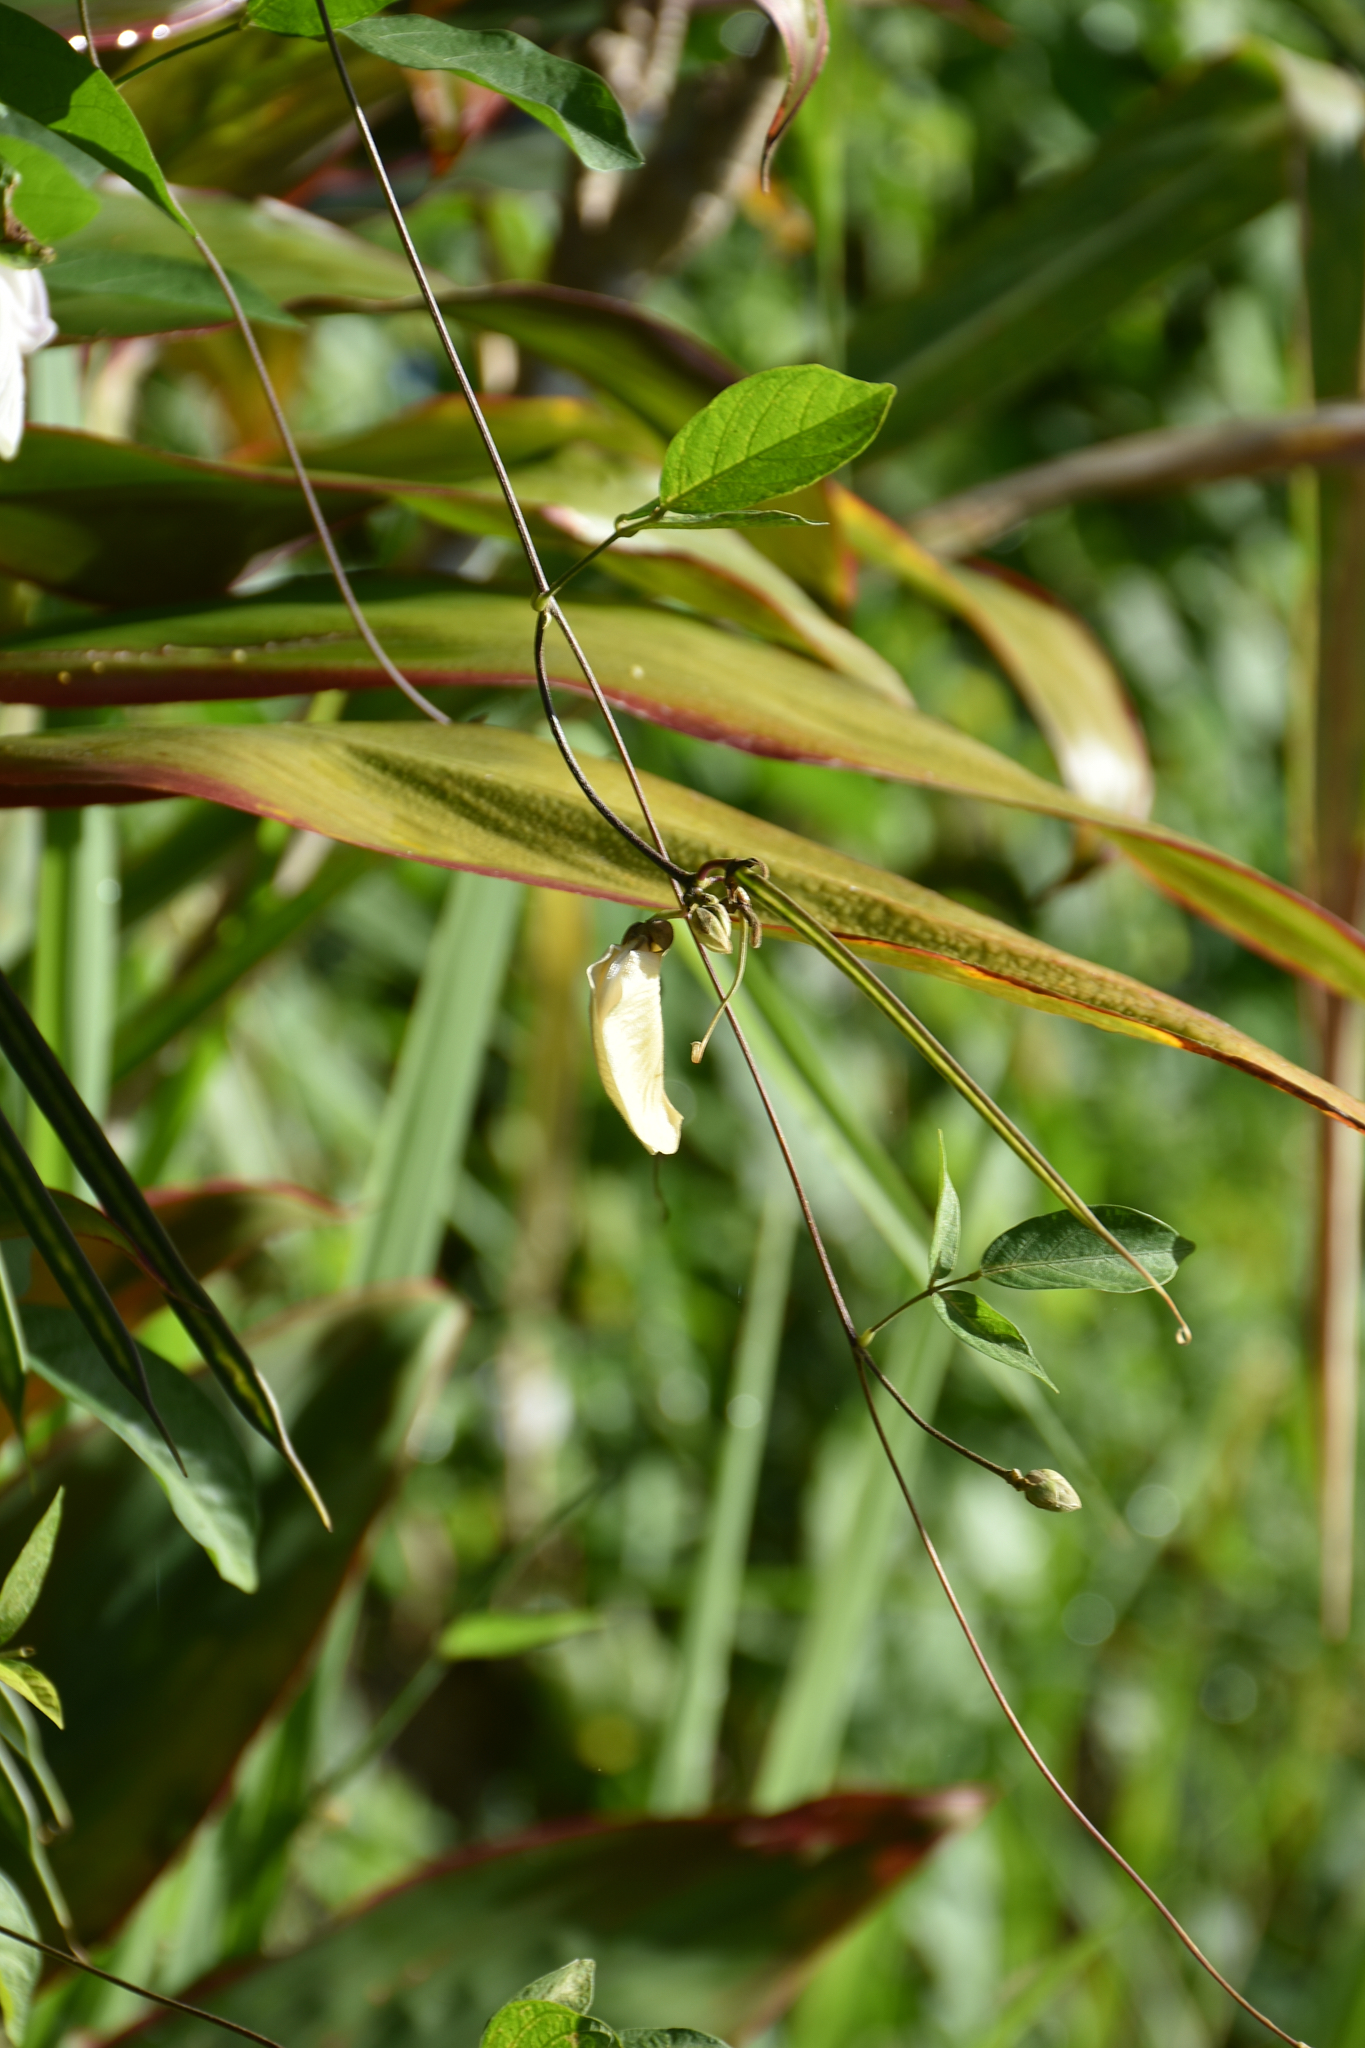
[189,33,1297,2040]
[75,0,100,66]
[849,1360,1309,2048]
[0,1924,284,2048]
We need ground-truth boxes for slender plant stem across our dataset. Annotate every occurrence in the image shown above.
[532,528,624,610]
[75,0,101,66]
[861,1268,984,1341]
[850,1359,1308,2048]
[746,873,1192,1342]
[859,1346,1015,1481]
[191,236,451,727]
[0,1925,284,2048]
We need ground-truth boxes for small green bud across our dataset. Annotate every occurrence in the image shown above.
[1009,1466,1082,1513]
[688,897,733,954]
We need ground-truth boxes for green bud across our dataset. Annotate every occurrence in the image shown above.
[688,897,733,954]
[1010,1466,1082,1513]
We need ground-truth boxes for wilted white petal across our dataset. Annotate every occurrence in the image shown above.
[587,939,682,1156]
[0,266,58,463]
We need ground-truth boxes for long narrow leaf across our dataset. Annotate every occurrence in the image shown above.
[0,1104,174,1452]
[0,724,1363,1135]
[0,973,325,1522]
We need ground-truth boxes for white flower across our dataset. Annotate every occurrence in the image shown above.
[0,265,57,463]
[587,920,683,1156]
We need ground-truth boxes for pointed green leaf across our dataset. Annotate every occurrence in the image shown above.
[517,1963,596,2013]
[654,367,893,518]
[0,721,1362,1138]
[341,18,643,174]
[0,1492,62,1650]
[932,1290,1054,1388]
[979,1206,1195,1293]
[0,1870,39,2044]
[483,2003,618,2048]
[0,971,323,1514]
[439,1611,603,1661]
[0,3,189,230]
[929,1136,959,1286]
[0,1658,61,1730]
[23,1309,258,1591]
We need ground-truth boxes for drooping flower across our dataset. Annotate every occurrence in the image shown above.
[0,264,58,463]
[587,917,683,1156]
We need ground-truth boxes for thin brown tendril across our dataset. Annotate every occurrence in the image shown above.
[0,1924,285,2048]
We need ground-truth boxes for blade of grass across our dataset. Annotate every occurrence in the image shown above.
[650,1165,799,1813]
[0,971,323,1521]
[0,1249,24,1443]
[351,871,522,1285]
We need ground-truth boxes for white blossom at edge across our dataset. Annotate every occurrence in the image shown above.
[0,265,58,463]
[587,939,683,1156]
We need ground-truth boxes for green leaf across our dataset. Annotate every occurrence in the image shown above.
[931,1290,1054,1388]
[0,1658,61,1730]
[929,1135,958,1286]
[619,2034,732,2048]
[848,43,1355,449]
[18,1285,463,1938]
[0,1491,62,1649]
[651,367,893,520]
[439,1610,603,1661]
[5,580,1364,1021]
[630,509,814,530]
[103,1789,984,2048]
[0,3,189,230]
[342,18,643,174]
[23,1308,259,1591]
[0,971,323,1520]
[43,250,294,341]
[483,2003,618,2048]
[979,1206,1195,1293]
[1,719,1363,1137]
[247,0,388,35]
[517,1962,595,2012]
[0,139,98,243]
[0,1870,39,2044]
[0,1251,24,1443]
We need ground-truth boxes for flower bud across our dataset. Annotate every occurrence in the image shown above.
[587,925,683,1156]
[688,897,733,955]
[1011,1466,1082,1513]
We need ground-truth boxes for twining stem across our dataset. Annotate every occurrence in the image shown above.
[75,0,100,66]
[852,1361,1309,2048]
[692,918,751,1063]
[531,529,625,611]
[746,872,1192,1343]
[857,1343,1015,1481]
[861,1267,984,1342]
[0,1924,284,2048]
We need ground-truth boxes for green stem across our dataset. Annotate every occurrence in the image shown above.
[746,873,1191,1344]
[530,529,624,612]
[860,1268,984,1343]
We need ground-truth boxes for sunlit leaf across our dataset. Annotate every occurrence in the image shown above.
[518,1963,595,2013]
[0,1659,62,1731]
[630,367,892,525]
[929,1136,958,1286]
[112,1790,987,2048]
[979,1206,1195,1292]
[23,1308,259,1591]
[2,580,1359,1009]
[0,1491,62,1649]
[247,0,386,35]
[343,18,643,173]
[0,3,189,228]
[0,135,98,243]
[0,720,1360,1135]
[931,1290,1053,1387]
[482,2002,618,2048]
[439,1611,603,1660]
